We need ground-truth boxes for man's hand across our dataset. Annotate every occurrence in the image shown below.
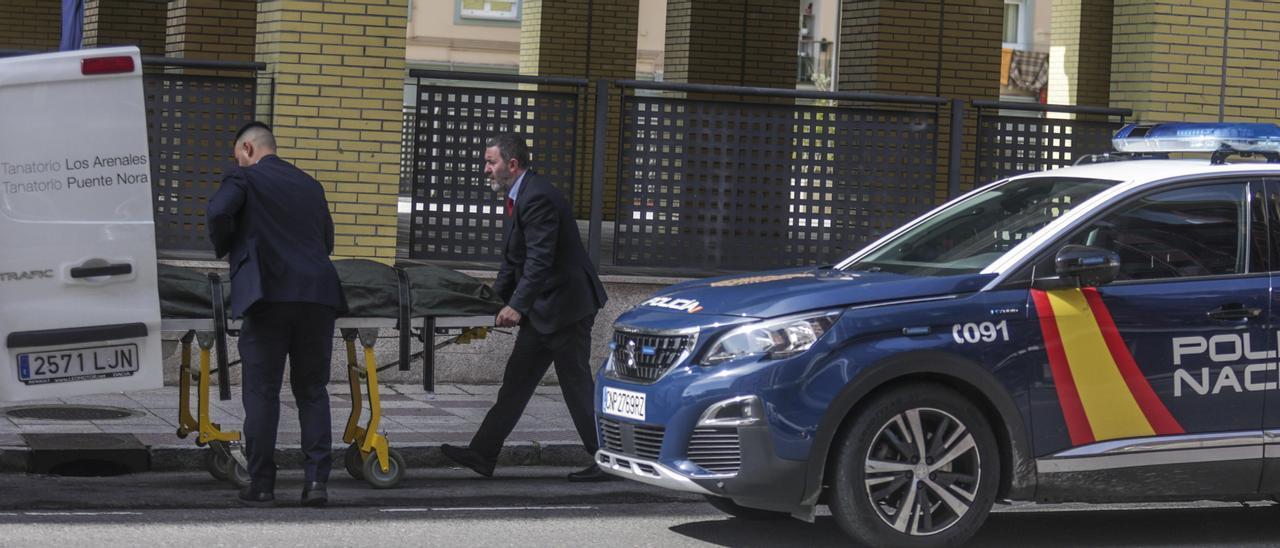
[496,306,522,327]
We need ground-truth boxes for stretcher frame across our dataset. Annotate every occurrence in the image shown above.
[161,272,495,489]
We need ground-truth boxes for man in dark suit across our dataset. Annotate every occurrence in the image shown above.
[207,121,346,506]
[441,133,612,482]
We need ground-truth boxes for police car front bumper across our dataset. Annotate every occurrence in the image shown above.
[596,449,715,495]
[596,421,810,517]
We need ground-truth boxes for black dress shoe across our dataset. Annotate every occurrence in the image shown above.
[568,464,619,483]
[301,481,328,507]
[238,485,275,507]
[441,444,495,477]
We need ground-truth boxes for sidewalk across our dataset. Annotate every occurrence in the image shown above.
[0,384,591,473]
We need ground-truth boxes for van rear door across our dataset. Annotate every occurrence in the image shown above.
[0,46,162,401]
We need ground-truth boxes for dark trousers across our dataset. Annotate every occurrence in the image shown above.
[470,314,599,462]
[238,302,336,489]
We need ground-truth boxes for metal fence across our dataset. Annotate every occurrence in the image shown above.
[400,73,1134,274]
[144,58,265,259]
[404,70,587,263]
[612,81,945,271]
[974,101,1130,183]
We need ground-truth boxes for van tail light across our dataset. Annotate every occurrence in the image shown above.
[81,56,135,76]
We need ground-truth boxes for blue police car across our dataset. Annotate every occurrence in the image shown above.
[594,123,1280,546]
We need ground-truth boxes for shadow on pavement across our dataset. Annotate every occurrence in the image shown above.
[974,506,1280,547]
[669,516,848,547]
[670,505,1280,547]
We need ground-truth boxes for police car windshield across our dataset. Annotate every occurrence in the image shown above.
[846,176,1119,276]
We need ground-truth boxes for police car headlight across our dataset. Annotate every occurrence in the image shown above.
[699,310,842,366]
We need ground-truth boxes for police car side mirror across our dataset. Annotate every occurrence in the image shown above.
[1053,244,1120,287]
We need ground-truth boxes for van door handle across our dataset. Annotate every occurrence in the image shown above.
[69,263,132,278]
[1206,304,1261,321]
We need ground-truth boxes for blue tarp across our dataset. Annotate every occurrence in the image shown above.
[60,0,83,51]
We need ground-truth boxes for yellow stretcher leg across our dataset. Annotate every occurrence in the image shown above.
[342,338,363,445]
[176,332,197,438]
[340,328,404,489]
[195,332,240,446]
[360,343,390,473]
[176,331,247,487]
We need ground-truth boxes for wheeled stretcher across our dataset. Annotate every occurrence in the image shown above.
[159,261,503,489]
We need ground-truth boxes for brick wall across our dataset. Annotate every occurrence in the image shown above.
[84,0,167,56]
[1112,0,1280,123]
[664,0,797,89]
[839,0,1001,197]
[521,0,639,219]
[1049,0,1114,110]
[0,0,61,51]
[166,0,256,63]
[840,0,1000,100]
[257,0,409,261]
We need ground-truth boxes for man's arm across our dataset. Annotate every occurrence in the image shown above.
[206,169,247,259]
[505,191,559,316]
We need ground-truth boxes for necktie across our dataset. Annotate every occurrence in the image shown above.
[506,197,514,218]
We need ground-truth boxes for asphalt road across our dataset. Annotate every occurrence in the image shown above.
[0,468,1278,547]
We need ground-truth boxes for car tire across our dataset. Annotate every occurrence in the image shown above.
[829,382,1000,547]
[703,495,790,521]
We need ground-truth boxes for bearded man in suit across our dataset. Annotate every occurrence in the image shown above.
[441,133,612,482]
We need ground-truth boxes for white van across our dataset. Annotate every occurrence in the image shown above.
[0,46,162,401]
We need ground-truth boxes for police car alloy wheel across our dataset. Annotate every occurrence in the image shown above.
[829,383,999,547]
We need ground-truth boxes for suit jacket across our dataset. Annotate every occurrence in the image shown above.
[206,154,346,318]
[494,171,607,334]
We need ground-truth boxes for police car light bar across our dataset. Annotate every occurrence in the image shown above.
[1113,122,1280,154]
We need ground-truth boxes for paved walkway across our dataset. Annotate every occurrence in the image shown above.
[0,384,589,472]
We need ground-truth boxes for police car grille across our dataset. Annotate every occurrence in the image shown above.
[688,428,741,474]
[599,418,624,453]
[633,425,664,459]
[598,417,665,460]
[612,331,694,382]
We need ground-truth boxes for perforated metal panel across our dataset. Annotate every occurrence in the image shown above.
[144,74,256,258]
[615,98,938,272]
[976,115,1123,183]
[408,85,580,262]
[401,108,416,196]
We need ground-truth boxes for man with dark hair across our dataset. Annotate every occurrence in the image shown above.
[208,121,346,506]
[441,132,612,482]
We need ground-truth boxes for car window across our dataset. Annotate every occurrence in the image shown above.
[1060,182,1250,281]
[845,177,1118,276]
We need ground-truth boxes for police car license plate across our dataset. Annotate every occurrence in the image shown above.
[603,387,646,421]
[16,344,139,385]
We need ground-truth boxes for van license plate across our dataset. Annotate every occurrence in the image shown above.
[16,344,139,385]
[602,387,646,421]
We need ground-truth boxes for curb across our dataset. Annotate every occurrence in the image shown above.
[0,441,593,474]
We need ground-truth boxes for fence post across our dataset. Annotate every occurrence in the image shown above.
[588,79,609,268]
[948,98,965,200]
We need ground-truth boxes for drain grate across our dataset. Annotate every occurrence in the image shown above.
[5,405,137,421]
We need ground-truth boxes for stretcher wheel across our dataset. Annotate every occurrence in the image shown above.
[176,428,189,439]
[205,448,229,481]
[225,457,251,488]
[344,443,365,480]
[362,447,405,489]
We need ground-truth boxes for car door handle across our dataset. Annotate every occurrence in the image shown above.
[1206,304,1261,321]
[69,262,132,278]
